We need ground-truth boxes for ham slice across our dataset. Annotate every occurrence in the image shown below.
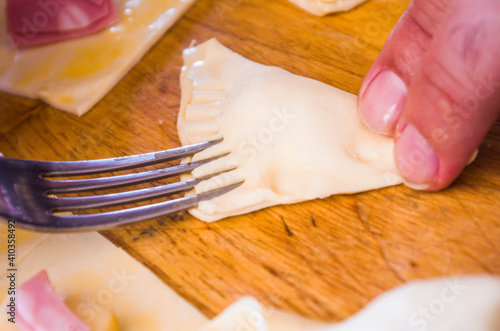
[17,270,90,331]
[6,0,118,48]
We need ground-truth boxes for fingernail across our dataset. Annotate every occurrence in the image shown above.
[359,71,408,135]
[395,124,439,190]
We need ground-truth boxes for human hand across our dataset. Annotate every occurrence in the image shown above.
[358,0,500,190]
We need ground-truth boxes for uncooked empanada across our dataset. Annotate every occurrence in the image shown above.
[199,276,500,331]
[177,39,402,222]
[286,0,369,16]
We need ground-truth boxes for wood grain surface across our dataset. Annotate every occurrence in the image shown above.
[1,0,499,323]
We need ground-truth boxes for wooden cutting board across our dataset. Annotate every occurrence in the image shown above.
[1,0,499,322]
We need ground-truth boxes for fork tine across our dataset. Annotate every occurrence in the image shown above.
[43,182,243,231]
[40,139,222,177]
[47,178,201,211]
[42,158,222,193]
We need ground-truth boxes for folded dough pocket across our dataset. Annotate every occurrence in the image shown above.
[286,0,369,16]
[177,38,402,222]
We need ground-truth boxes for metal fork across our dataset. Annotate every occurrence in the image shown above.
[0,139,239,232]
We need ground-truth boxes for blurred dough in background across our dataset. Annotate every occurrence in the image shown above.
[0,0,196,116]
[0,224,207,331]
[1,223,499,331]
[286,0,369,15]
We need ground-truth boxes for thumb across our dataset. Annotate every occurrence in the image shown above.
[394,0,500,190]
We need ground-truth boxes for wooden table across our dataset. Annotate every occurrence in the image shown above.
[1,0,499,322]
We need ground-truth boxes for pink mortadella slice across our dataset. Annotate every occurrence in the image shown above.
[6,0,118,48]
[16,270,90,331]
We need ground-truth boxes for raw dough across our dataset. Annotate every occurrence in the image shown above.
[0,226,207,331]
[1,224,498,330]
[177,39,402,222]
[286,0,369,16]
[0,0,196,115]
[201,276,500,331]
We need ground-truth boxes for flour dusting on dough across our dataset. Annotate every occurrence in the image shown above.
[177,39,402,222]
